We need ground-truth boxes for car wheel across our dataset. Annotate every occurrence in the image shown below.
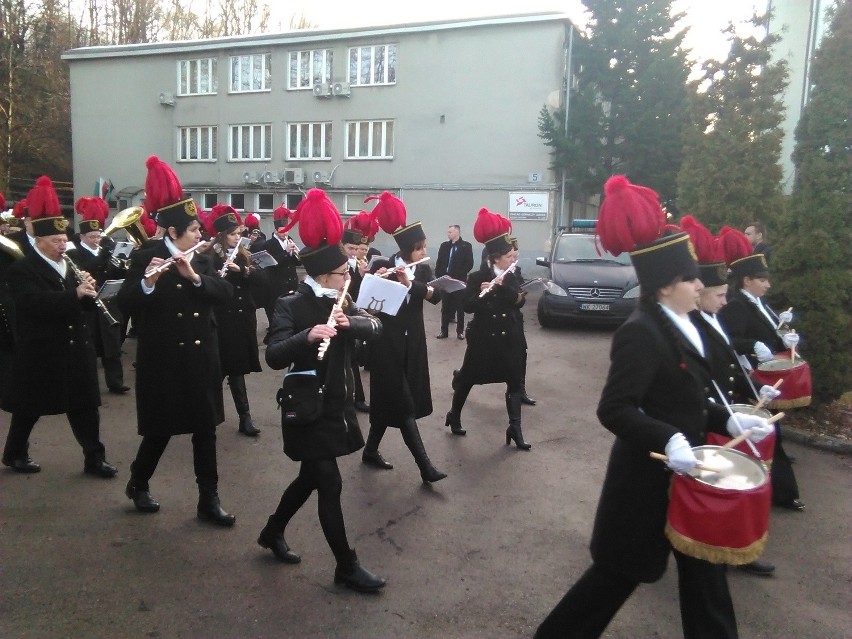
[537,299,556,329]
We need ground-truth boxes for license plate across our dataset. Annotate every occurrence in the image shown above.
[579,303,610,311]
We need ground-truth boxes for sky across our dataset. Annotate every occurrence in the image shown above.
[268,0,767,65]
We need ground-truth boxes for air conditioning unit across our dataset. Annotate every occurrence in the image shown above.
[332,81,351,97]
[282,168,305,185]
[158,91,176,106]
[312,82,332,98]
[243,171,260,185]
[313,171,331,184]
[263,170,281,184]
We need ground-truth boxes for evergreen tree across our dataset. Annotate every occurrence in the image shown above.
[773,0,852,403]
[676,13,788,229]
[539,0,690,201]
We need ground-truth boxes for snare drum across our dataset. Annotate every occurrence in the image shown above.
[666,446,771,565]
[705,405,775,464]
[752,353,812,408]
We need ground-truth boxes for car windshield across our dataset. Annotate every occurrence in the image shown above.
[553,235,632,265]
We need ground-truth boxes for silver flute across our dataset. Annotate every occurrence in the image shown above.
[144,240,209,279]
[316,278,351,361]
[62,254,120,327]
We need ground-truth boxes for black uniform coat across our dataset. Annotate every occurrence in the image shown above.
[718,290,784,366]
[258,235,300,309]
[208,247,263,377]
[265,283,381,461]
[1,252,100,415]
[455,266,527,386]
[591,304,729,583]
[117,241,233,437]
[690,311,753,404]
[368,257,441,427]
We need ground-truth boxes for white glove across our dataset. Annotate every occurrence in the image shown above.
[664,433,699,474]
[759,385,782,402]
[778,310,793,325]
[727,413,774,443]
[782,332,800,349]
[754,341,774,362]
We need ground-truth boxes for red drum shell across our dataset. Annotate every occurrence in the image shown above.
[666,447,771,565]
[705,405,775,464]
[752,353,812,409]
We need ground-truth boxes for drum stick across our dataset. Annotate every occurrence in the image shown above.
[751,379,784,413]
[722,412,784,450]
[649,452,711,472]
[767,411,785,424]
[790,330,797,362]
[712,380,762,459]
[775,307,793,330]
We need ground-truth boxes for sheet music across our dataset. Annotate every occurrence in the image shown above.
[355,274,408,316]
[427,275,466,293]
[249,250,279,269]
[96,279,124,301]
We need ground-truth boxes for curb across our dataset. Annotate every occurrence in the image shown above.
[784,426,852,456]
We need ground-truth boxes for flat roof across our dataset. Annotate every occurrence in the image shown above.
[62,12,573,61]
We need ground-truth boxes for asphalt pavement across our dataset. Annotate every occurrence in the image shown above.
[2,293,850,638]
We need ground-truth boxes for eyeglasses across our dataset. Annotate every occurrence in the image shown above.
[329,269,349,276]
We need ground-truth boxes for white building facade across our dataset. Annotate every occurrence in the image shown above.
[63,13,578,260]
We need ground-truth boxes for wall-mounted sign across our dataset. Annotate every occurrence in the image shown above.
[508,192,549,221]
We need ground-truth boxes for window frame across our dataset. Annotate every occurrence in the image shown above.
[348,43,398,86]
[287,121,333,161]
[203,193,219,210]
[288,49,334,90]
[228,123,273,162]
[257,193,275,212]
[229,193,246,211]
[178,57,218,96]
[345,120,394,160]
[229,53,272,93]
[177,125,218,162]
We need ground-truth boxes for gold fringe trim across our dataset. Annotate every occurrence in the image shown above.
[665,524,768,565]
[769,395,812,409]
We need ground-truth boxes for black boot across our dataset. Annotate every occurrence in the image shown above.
[362,425,393,469]
[334,548,386,593]
[400,418,447,483]
[230,375,260,436]
[84,453,118,478]
[446,384,471,436]
[445,412,466,436]
[257,519,301,564]
[505,392,531,450]
[519,383,537,406]
[125,479,160,513]
[197,488,236,527]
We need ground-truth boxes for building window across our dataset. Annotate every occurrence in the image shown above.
[229,124,272,161]
[230,193,245,210]
[178,58,217,95]
[284,193,303,210]
[230,53,272,92]
[287,122,332,160]
[203,193,218,209]
[257,193,274,211]
[346,120,394,159]
[288,49,333,89]
[178,126,217,161]
[344,193,374,217]
[348,44,397,86]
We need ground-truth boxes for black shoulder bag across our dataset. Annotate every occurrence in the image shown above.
[276,365,332,428]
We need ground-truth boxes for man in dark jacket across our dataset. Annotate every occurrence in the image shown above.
[2,177,117,477]
[434,224,473,339]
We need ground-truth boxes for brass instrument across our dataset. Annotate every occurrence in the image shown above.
[103,206,148,247]
[316,278,351,361]
[0,234,25,260]
[62,253,120,327]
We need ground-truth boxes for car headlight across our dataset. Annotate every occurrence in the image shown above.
[623,285,640,299]
[545,282,568,296]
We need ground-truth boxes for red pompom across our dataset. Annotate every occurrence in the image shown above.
[244,213,259,229]
[347,209,379,240]
[294,188,343,249]
[26,176,62,219]
[473,208,512,244]
[12,199,28,219]
[680,215,722,263]
[718,226,753,266]
[144,156,185,213]
[366,191,406,234]
[273,205,292,222]
[596,175,665,255]
[75,197,109,227]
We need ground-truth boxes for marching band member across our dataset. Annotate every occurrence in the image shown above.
[66,196,129,394]
[257,205,300,343]
[118,156,235,525]
[2,177,117,478]
[241,212,266,248]
[259,188,385,593]
[205,204,265,437]
[360,191,446,483]
[535,176,772,639]
[341,225,370,413]
[445,208,531,449]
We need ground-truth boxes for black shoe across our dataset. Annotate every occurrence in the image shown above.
[774,499,805,512]
[238,414,261,437]
[457,333,465,340]
[334,550,386,593]
[354,400,370,413]
[436,332,448,339]
[257,527,301,564]
[362,450,393,470]
[108,385,131,394]
[737,560,775,576]
[125,481,160,513]
[84,459,118,478]
[197,493,236,527]
[3,456,41,474]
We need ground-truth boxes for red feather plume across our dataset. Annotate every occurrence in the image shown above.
[294,188,343,249]
[75,196,109,226]
[12,199,28,219]
[140,209,157,237]
[0,192,5,211]
[144,156,185,213]
[680,215,722,263]
[366,192,406,234]
[473,208,512,244]
[718,226,753,266]
[26,176,62,219]
[347,209,379,240]
[210,203,241,227]
[595,175,665,256]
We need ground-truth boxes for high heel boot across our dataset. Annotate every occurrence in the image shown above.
[400,418,447,483]
[445,412,466,436]
[445,383,470,436]
[505,392,531,450]
[230,375,260,436]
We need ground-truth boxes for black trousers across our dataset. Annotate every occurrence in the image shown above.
[129,431,218,491]
[3,408,105,462]
[440,289,466,334]
[268,458,350,565]
[770,423,800,503]
[535,551,737,639]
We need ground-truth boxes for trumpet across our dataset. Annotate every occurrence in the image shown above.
[374,256,430,278]
[144,240,209,279]
[62,253,120,327]
[479,260,518,298]
[316,278,352,361]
